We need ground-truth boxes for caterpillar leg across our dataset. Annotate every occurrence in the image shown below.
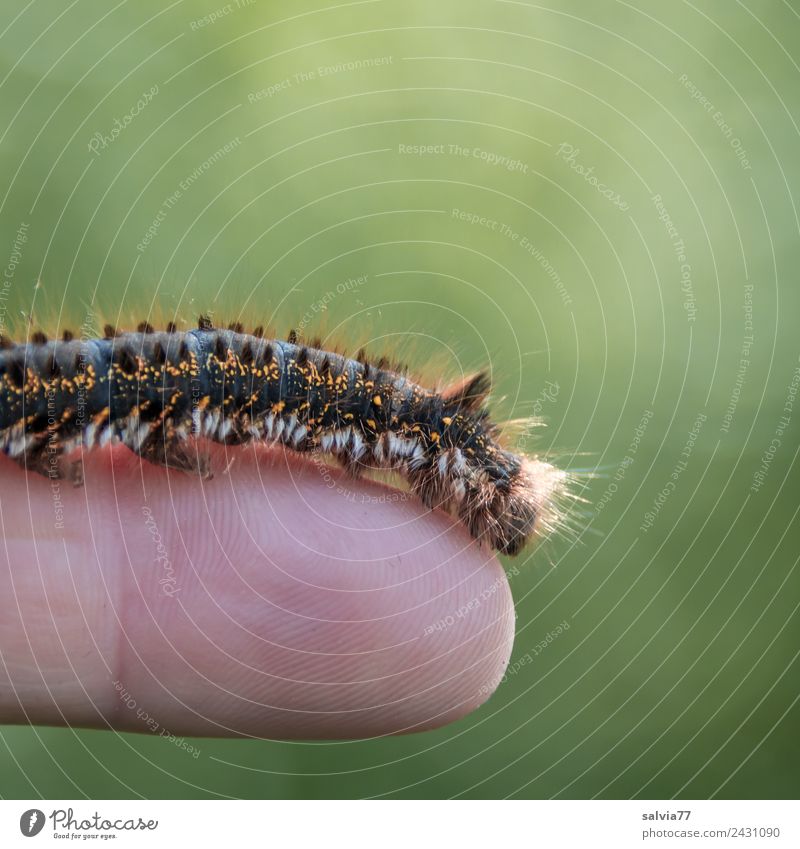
[8,433,64,479]
[409,462,450,512]
[330,429,370,478]
[136,427,213,480]
[336,453,367,479]
[69,458,84,487]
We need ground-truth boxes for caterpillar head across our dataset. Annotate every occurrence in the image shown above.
[488,456,568,555]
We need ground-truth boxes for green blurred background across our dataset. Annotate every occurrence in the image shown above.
[1,0,798,799]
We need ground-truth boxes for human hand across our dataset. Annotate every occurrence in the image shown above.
[0,443,514,739]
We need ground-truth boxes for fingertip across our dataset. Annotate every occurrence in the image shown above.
[111,447,516,738]
[0,445,516,738]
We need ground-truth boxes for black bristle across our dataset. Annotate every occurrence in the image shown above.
[153,342,166,364]
[228,321,244,334]
[7,360,25,387]
[319,356,330,376]
[178,341,189,360]
[287,328,297,345]
[310,336,322,350]
[116,348,139,375]
[263,343,273,363]
[441,371,492,412]
[165,321,177,333]
[214,336,227,360]
[297,347,308,366]
[198,314,213,331]
[103,324,117,339]
[241,342,254,365]
[62,329,74,342]
[252,325,264,338]
[0,335,12,349]
[355,347,366,363]
[137,321,154,334]
[31,331,48,344]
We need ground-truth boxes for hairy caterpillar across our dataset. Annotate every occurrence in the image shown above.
[0,319,567,555]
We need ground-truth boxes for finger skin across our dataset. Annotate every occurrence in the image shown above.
[0,443,514,739]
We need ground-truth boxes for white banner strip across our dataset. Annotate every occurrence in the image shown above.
[2,799,796,847]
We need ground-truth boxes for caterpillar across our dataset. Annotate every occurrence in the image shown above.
[0,319,567,555]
